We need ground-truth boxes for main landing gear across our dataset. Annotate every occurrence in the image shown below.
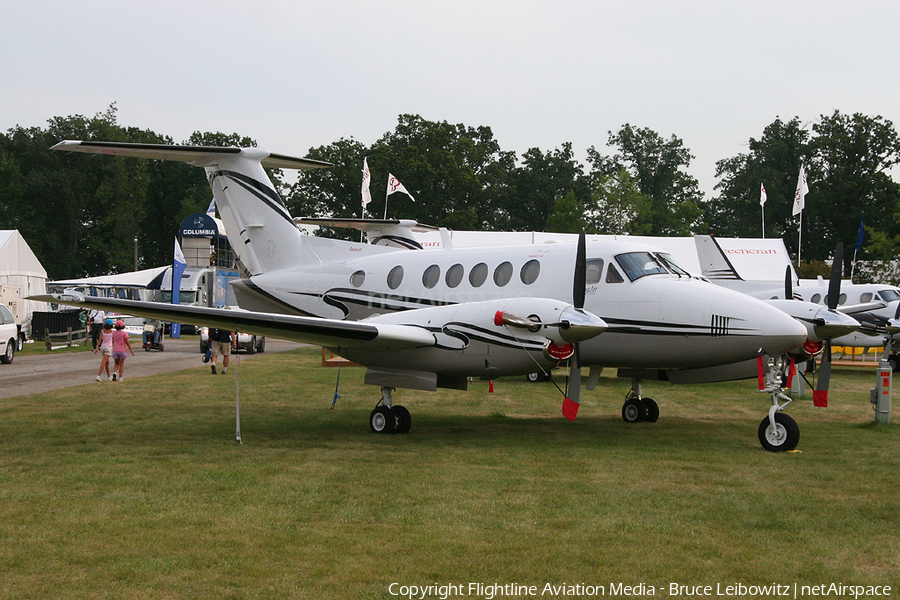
[369,387,411,434]
[621,379,659,423]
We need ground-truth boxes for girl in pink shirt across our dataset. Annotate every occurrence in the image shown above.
[111,320,135,381]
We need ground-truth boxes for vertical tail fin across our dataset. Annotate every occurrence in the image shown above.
[50,141,331,275]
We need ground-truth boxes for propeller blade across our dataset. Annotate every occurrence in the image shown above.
[562,344,581,420]
[563,231,590,420]
[827,242,843,310]
[813,340,831,407]
[573,230,586,310]
[785,265,793,300]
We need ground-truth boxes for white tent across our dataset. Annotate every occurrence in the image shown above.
[0,230,49,335]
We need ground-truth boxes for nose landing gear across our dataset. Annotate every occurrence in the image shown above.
[757,355,800,452]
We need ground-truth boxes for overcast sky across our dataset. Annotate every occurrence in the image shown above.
[2,0,897,198]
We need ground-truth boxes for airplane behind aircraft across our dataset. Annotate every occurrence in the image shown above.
[39,140,817,451]
[693,234,900,367]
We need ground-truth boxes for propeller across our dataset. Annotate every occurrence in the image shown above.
[814,242,843,407]
[785,265,793,300]
[562,231,587,421]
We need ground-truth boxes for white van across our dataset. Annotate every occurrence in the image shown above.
[0,304,18,364]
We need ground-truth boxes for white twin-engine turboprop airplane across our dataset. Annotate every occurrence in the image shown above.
[40,141,819,451]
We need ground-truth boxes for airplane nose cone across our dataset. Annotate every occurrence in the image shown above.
[559,307,608,343]
[760,308,809,355]
[814,308,860,340]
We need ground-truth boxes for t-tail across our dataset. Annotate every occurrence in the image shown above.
[50,141,332,276]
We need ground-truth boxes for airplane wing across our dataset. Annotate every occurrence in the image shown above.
[28,294,435,350]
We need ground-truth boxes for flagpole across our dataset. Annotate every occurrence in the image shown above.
[759,183,767,238]
[762,204,765,238]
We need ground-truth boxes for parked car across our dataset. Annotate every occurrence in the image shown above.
[0,304,18,364]
[199,327,266,354]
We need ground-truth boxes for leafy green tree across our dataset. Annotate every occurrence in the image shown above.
[585,168,651,235]
[286,137,371,239]
[708,112,900,263]
[546,190,586,233]
[0,105,146,278]
[369,114,515,231]
[805,111,900,262]
[707,117,810,246]
[502,143,588,231]
[591,124,703,235]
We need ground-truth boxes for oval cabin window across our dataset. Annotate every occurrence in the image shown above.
[423,264,440,289]
[446,264,464,288]
[494,262,513,287]
[387,266,404,290]
[469,263,488,287]
[520,260,540,285]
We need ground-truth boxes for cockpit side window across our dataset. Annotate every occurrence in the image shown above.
[615,252,669,282]
[585,259,604,285]
[877,289,900,303]
[606,264,624,284]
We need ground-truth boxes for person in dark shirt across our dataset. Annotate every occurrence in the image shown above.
[208,327,236,375]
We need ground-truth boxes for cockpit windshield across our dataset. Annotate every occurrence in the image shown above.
[615,252,670,281]
[877,289,900,303]
[654,253,691,277]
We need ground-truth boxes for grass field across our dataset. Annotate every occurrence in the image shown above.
[1,346,898,599]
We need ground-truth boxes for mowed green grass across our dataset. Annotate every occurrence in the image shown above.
[1,347,898,599]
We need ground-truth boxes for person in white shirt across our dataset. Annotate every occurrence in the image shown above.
[88,308,107,350]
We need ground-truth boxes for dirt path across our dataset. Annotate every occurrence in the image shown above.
[0,337,304,399]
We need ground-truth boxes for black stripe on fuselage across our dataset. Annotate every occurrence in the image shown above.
[208,170,294,226]
[602,316,752,336]
[316,288,456,311]
[369,235,423,249]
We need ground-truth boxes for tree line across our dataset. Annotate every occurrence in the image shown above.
[1,104,898,281]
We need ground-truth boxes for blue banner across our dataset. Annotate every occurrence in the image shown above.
[171,238,187,338]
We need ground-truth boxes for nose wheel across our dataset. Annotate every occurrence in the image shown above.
[757,354,801,452]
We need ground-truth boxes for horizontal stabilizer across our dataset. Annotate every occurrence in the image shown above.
[51,140,332,171]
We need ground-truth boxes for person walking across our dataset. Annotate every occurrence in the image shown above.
[209,327,236,375]
[88,308,106,351]
[111,319,135,381]
[94,318,114,381]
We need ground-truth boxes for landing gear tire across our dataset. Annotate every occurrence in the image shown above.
[642,398,659,423]
[622,398,647,423]
[526,372,547,383]
[758,412,800,452]
[370,406,396,434]
[393,405,411,434]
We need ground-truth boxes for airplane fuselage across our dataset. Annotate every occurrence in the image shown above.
[233,237,807,382]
